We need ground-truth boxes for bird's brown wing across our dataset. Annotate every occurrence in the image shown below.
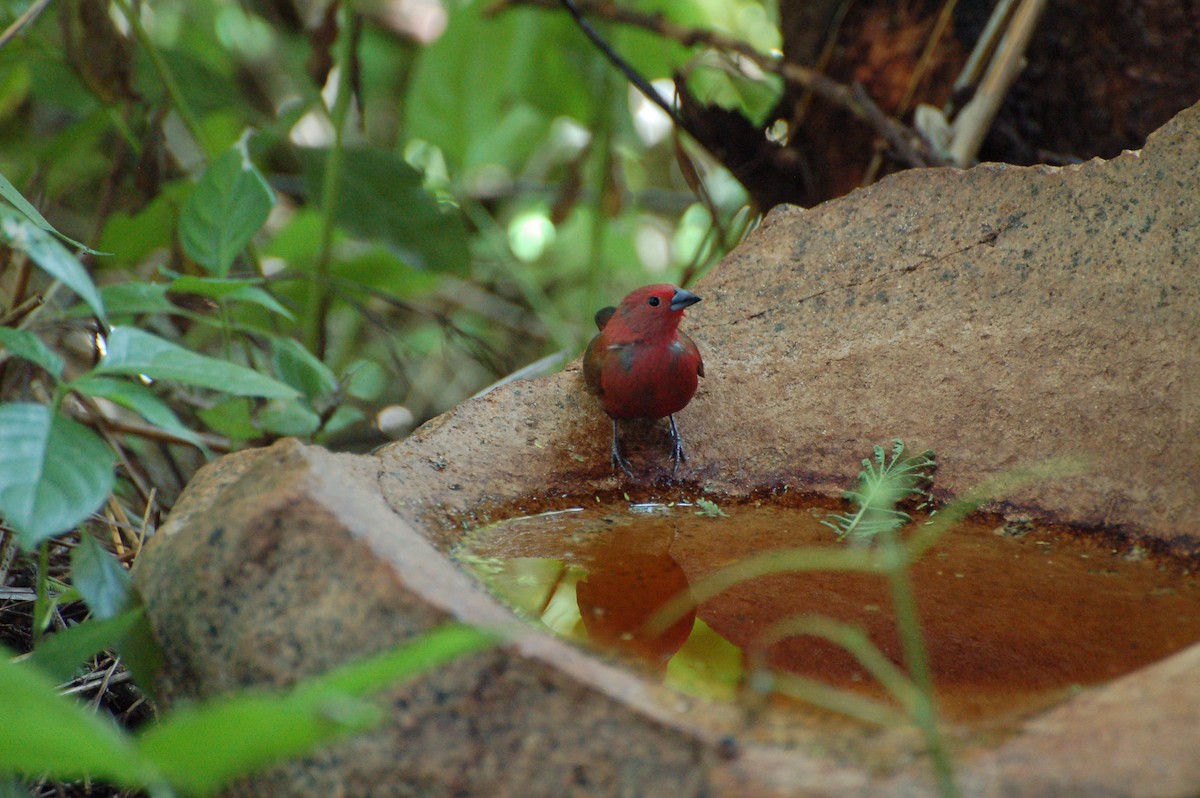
[594,306,616,331]
[582,336,604,396]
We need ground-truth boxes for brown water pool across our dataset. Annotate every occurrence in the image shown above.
[456,495,1200,727]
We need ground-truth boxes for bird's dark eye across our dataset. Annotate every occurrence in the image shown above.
[648,296,661,307]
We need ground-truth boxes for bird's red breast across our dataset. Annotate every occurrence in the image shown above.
[583,284,704,420]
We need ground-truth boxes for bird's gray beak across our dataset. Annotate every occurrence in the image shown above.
[670,288,701,312]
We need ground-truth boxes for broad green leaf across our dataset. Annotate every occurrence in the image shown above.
[319,405,365,438]
[29,610,144,683]
[98,282,177,317]
[198,397,258,442]
[344,358,387,401]
[179,146,274,276]
[71,534,133,619]
[97,186,185,268]
[0,171,108,255]
[71,375,209,453]
[136,625,495,796]
[0,644,155,787]
[0,404,115,549]
[257,399,320,437]
[95,327,298,399]
[112,609,164,700]
[143,690,380,796]
[0,327,64,378]
[0,205,107,323]
[271,337,337,401]
[406,0,590,166]
[300,147,469,273]
[169,274,295,321]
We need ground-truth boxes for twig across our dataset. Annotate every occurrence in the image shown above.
[76,410,230,454]
[947,0,1048,166]
[557,0,684,129]
[491,0,948,168]
[0,0,52,50]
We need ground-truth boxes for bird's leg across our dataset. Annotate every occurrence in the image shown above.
[610,418,634,478]
[668,414,686,473]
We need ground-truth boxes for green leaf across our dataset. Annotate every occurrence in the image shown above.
[98,282,177,317]
[136,625,495,796]
[257,399,320,437]
[169,274,295,321]
[112,609,164,700]
[300,147,469,273]
[198,397,258,443]
[271,337,337,401]
[0,170,108,255]
[319,405,365,438]
[406,0,590,166]
[29,610,144,683]
[0,205,107,323]
[0,327,64,378]
[71,375,209,453]
[71,534,133,619]
[0,644,155,787]
[179,145,274,276]
[0,403,115,549]
[97,187,184,268]
[344,358,387,401]
[95,327,298,399]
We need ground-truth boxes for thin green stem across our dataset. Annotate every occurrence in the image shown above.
[879,528,959,797]
[111,0,210,157]
[306,7,357,357]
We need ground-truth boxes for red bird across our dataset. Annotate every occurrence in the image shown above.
[583,284,704,476]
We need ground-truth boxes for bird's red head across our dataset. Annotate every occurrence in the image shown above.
[608,284,701,339]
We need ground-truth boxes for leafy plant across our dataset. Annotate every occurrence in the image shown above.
[1,0,770,793]
[2,624,496,796]
[821,439,937,543]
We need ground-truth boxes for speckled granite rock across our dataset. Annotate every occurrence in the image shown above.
[136,101,1200,798]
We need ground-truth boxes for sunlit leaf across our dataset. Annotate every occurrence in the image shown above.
[0,403,115,550]
[179,145,274,276]
[0,327,64,378]
[95,327,298,399]
[0,205,107,322]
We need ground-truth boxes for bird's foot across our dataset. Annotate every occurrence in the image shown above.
[668,415,687,474]
[611,420,635,478]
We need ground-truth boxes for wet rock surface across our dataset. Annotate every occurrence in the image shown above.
[137,101,1200,797]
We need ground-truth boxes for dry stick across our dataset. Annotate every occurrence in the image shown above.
[947,0,1049,167]
[0,292,43,327]
[951,0,1018,95]
[0,0,52,50]
[494,0,948,168]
